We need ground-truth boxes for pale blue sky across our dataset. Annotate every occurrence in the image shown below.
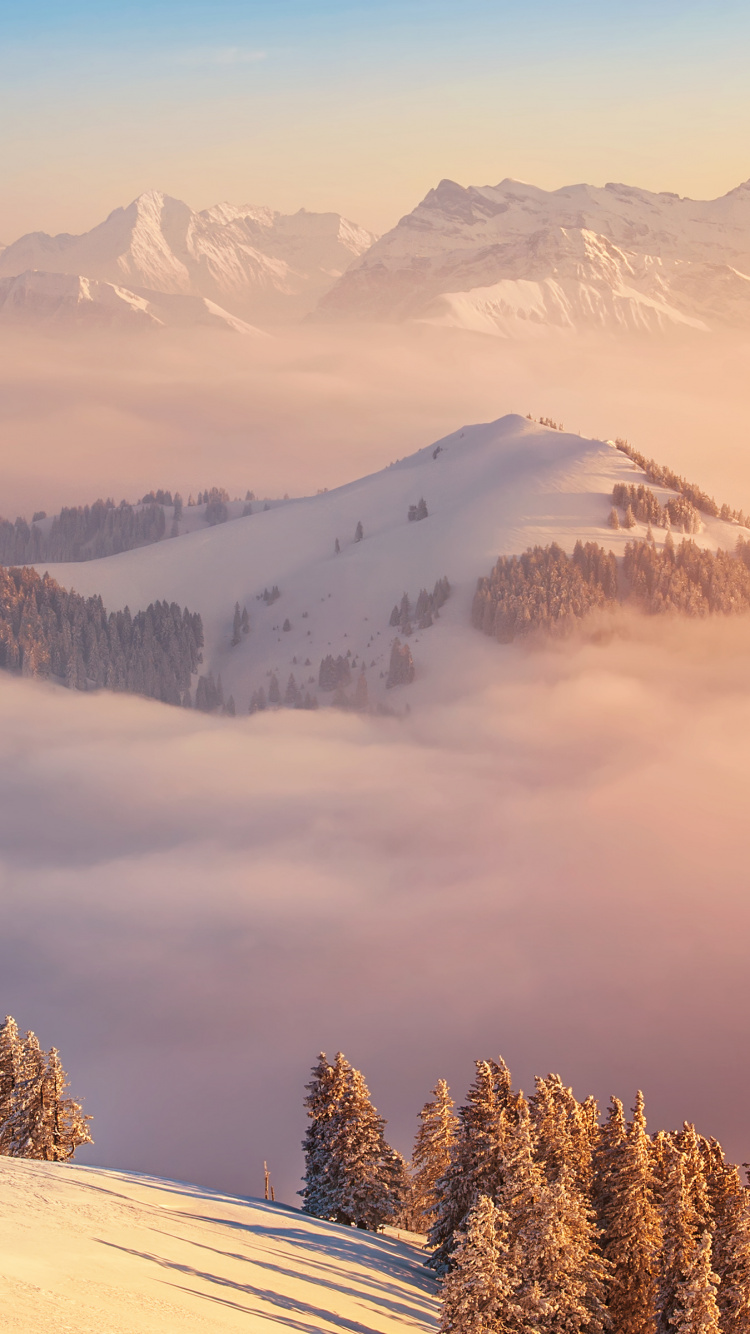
[2,0,749,237]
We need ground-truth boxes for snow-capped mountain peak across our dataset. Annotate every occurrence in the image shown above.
[0,192,377,324]
[315,175,750,335]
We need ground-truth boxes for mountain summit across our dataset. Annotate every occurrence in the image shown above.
[0,191,375,324]
[314,177,750,334]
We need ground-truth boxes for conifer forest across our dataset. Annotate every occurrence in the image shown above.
[301,1052,750,1334]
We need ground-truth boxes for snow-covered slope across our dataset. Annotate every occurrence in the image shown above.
[39,414,747,714]
[315,177,750,334]
[0,270,265,334]
[0,1159,436,1334]
[0,192,375,324]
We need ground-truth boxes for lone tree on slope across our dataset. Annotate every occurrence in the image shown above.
[0,1017,92,1161]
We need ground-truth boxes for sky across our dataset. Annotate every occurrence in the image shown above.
[2,0,750,238]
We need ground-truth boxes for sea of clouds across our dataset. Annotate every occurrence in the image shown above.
[2,611,750,1202]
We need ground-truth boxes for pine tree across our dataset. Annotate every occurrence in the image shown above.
[624,505,637,529]
[497,1094,608,1334]
[38,1049,93,1161]
[596,1092,662,1334]
[300,1052,404,1230]
[0,1016,23,1151]
[327,1061,400,1229]
[702,1149,750,1334]
[300,1053,344,1219]
[659,1140,701,1333]
[439,1195,516,1334]
[354,670,369,711]
[412,1080,458,1233]
[232,603,242,646]
[354,521,364,542]
[669,1231,720,1334]
[268,673,281,705]
[429,1059,517,1271]
[335,538,341,554]
[608,507,620,530]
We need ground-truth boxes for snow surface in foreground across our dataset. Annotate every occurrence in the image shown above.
[0,1158,436,1334]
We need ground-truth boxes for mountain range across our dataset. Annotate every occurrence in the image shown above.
[316,177,750,335]
[0,190,375,325]
[4,177,750,336]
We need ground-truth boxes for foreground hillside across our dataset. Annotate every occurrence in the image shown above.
[0,1159,436,1334]
[39,414,745,713]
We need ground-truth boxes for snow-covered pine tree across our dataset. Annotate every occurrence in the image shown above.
[499,1093,609,1334]
[701,1144,750,1334]
[0,1016,23,1152]
[354,521,363,542]
[428,1058,517,1272]
[300,1052,404,1230]
[439,1194,516,1334]
[326,1060,403,1229]
[1,1032,48,1157]
[658,1139,704,1334]
[530,1074,597,1194]
[669,1231,720,1334]
[232,602,242,646]
[300,1052,344,1219]
[39,1049,92,1160]
[411,1079,458,1233]
[596,1092,662,1334]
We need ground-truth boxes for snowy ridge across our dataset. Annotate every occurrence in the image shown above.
[38,414,747,713]
[0,1158,436,1334]
[0,270,266,334]
[0,191,376,324]
[315,177,750,334]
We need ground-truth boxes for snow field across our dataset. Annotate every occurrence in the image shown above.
[0,1158,437,1334]
[39,415,745,714]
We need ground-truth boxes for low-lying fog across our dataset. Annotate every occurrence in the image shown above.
[3,320,750,1203]
[2,612,750,1201]
[2,323,750,516]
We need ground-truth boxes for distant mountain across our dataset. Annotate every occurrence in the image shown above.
[38,414,749,714]
[315,177,750,335]
[0,191,375,324]
[0,269,264,333]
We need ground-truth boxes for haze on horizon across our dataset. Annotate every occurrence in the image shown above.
[2,0,750,240]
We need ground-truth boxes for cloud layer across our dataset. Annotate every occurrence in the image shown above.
[3,611,750,1202]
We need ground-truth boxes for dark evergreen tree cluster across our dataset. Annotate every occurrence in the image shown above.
[472,542,618,642]
[0,499,167,565]
[409,498,429,522]
[259,585,281,605]
[194,487,230,507]
[300,1053,410,1231]
[0,566,203,704]
[473,537,750,643]
[386,637,415,687]
[612,482,700,534]
[195,672,226,712]
[231,602,250,646]
[248,675,318,712]
[414,1057,750,1334]
[624,538,750,616]
[0,1016,91,1162]
[318,654,352,692]
[389,578,451,633]
[614,439,749,525]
